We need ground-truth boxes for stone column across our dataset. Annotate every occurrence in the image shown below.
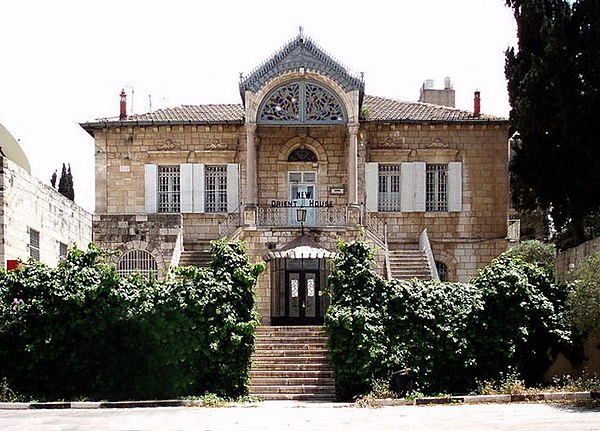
[348,123,359,205]
[244,123,258,226]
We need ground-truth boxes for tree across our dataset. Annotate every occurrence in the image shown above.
[50,170,57,189]
[567,251,600,336]
[506,0,600,247]
[57,163,75,201]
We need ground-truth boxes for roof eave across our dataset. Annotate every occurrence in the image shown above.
[79,118,245,135]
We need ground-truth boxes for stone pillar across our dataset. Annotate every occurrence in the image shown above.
[348,123,359,205]
[244,123,258,226]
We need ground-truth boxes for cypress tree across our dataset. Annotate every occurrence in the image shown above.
[58,163,68,198]
[506,0,600,247]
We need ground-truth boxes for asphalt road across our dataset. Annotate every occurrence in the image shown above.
[2,401,600,431]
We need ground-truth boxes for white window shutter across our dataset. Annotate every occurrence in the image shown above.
[364,162,379,211]
[180,164,194,213]
[448,162,463,212]
[144,164,158,213]
[193,164,205,213]
[401,162,426,212]
[227,163,240,213]
[401,163,414,212]
[414,162,426,212]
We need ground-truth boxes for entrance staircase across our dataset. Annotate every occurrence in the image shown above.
[249,326,336,401]
[388,249,432,280]
[178,243,211,268]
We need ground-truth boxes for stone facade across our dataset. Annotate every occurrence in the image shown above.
[82,33,510,325]
[0,156,92,268]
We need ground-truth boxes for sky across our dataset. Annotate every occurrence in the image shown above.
[0,0,517,212]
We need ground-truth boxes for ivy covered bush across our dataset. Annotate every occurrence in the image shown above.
[325,238,573,400]
[0,240,262,401]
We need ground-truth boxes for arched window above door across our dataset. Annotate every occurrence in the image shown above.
[288,147,318,162]
[258,81,346,125]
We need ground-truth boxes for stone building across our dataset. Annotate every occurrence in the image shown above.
[0,123,92,268]
[81,33,510,326]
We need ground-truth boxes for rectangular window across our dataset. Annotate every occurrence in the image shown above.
[426,164,448,212]
[205,165,227,213]
[59,242,68,259]
[29,228,40,261]
[378,165,401,212]
[157,166,181,213]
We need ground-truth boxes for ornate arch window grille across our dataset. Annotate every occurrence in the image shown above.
[117,250,158,277]
[258,81,346,125]
[288,147,318,162]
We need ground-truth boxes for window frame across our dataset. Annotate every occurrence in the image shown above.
[28,228,40,261]
[205,165,228,213]
[157,165,181,213]
[426,164,449,212]
[378,164,402,212]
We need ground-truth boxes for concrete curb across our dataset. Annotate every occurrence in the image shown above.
[369,391,600,406]
[1,392,599,409]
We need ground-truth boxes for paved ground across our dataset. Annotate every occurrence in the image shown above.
[2,401,600,431]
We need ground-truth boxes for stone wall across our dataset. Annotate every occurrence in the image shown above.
[556,237,600,281]
[0,157,92,267]
[94,124,244,213]
[92,213,182,274]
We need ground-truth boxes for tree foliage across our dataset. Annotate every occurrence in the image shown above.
[506,0,600,247]
[325,239,573,399]
[567,251,600,336]
[57,163,75,201]
[0,240,261,400]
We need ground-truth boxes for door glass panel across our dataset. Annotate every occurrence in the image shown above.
[289,172,317,226]
[303,172,316,183]
[305,273,316,317]
[289,273,300,317]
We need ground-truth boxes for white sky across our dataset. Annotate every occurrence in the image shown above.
[0,0,516,212]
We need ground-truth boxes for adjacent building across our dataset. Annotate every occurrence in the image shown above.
[0,123,92,268]
[81,33,510,325]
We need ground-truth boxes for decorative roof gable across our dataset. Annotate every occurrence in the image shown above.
[239,31,364,97]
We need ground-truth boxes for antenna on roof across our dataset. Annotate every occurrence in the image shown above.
[299,26,304,39]
[148,94,152,112]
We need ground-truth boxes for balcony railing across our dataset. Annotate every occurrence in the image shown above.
[257,206,348,228]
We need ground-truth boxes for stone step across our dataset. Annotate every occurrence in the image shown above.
[255,393,336,401]
[249,370,334,378]
[251,350,328,358]
[248,385,336,395]
[251,361,331,370]
[249,377,334,386]
[254,342,327,351]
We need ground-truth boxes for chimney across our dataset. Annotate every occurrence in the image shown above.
[474,90,481,117]
[119,89,127,121]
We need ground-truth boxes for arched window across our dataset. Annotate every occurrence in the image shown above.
[258,81,346,125]
[288,147,318,162]
[435,261,449,282]
[117,250,158,277]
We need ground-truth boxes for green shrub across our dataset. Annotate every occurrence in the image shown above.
[0,239,261,401]
[325,240,573,399]
[567,251,600,336]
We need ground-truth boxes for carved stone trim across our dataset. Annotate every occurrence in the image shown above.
[424,138,450,149]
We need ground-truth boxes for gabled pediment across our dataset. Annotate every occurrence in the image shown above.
[239,32,364,97]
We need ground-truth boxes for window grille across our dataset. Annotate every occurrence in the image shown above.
[205,165,227,213]
[59,242,68,259]
[288,148,318,162]
[29,228,40,261]
[426,164,448,212]
[436,261,449,282]
[117,250,158,277]
[259,81,345,124]
[157,166,180,213]
[378,165,401,211]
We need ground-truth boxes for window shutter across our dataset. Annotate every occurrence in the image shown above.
[401,162,425,212]
[414,162,426,212]
[448,162,463,212]
[180,164,194,213]
[364,162,379,211]
[144,164,158,213]
[227,163,239,213]
[193,164,205,213]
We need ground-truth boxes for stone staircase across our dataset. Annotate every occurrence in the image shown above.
[178,243,211,268]
[249,326,336,401]
[388,249,432,280]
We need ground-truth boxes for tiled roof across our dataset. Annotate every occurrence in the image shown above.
[80,95,507,134]
[123,104,244,123]
[362,95,507,123]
